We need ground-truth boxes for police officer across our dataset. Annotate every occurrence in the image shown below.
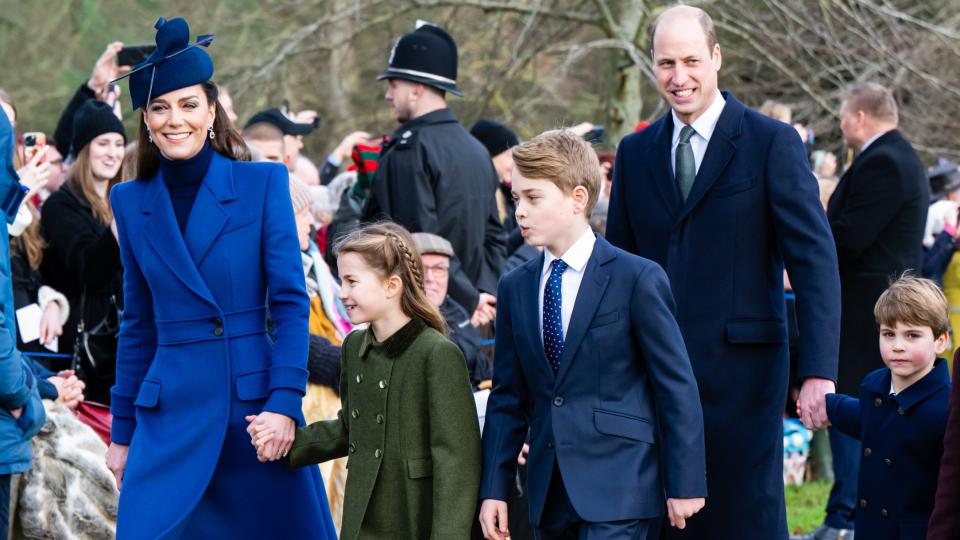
[363,23,505,323]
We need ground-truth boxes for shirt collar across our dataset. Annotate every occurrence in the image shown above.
[671,90,726,145]
[859,131,887,154]
[542,227,596,278]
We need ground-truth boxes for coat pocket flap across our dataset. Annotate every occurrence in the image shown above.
[134,380,161,409]
[406,457,433,479]
[594,410,654,443]
[236,369,270,401]
[590,310,620,329]
[725,318,786,344]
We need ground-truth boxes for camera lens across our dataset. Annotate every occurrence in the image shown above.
[24,135,35,146]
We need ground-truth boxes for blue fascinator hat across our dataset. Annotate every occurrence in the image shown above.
[116,17,215,110]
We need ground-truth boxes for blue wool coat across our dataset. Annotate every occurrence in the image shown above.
[110,152,336,540]
[606,92,841,539]
[0,109,44,476]
[826,359,951,540]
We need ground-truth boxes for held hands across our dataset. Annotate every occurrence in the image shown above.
[667,497,705,529]
[796,377,835,430]
[479,499,510,540]
[48,370,85,410]
[245,412,296,462]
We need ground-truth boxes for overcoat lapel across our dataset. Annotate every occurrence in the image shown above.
[677,94,743,222]
[183,152,234,269]
[649,116,682,221]
[554,239,612,386]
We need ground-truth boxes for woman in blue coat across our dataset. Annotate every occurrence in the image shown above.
[103,17,336,539]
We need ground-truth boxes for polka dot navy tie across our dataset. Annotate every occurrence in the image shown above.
[543,259,568,373]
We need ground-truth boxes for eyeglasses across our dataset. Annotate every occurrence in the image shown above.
[423,264,449,278]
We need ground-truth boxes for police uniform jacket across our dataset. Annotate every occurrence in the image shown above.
[826,359,951,540]
[288,319,482,540]
[362,108,505,312]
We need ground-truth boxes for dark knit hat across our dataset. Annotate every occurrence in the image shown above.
[117,17,214,110]
[470,119,518,157]
[71,100,126,155]
[245,108,315,136]
[377,23,462,96]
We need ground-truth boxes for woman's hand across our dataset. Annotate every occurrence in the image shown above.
[87,42,128,93]
[106,443,129,490]
[245,412,295,462]
[39,301,63,345]
[48,371,85,410]
[17,152,49,195]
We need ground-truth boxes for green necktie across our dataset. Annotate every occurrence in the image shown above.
[676,125,696,201]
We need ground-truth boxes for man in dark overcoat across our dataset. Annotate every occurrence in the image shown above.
[362,23,505,322]
[605,6,841,539]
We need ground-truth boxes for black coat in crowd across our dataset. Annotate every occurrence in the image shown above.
[827,129,929,394]
[40,183,123,404]
[362,108,506,312]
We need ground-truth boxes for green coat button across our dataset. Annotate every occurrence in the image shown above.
[351,409,360,419]
[349,443,356,453]
[374,449,382,458]
[376,414,384,424]
[379,380,387,389]
[356,374,363,383]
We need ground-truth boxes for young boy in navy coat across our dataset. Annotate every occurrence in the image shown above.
[823,275,951,540]
[478,130,707,540]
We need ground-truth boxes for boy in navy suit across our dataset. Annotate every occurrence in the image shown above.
[479,130,707,540]
[821,275,951,540]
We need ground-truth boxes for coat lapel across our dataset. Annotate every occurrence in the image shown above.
[183,152,234,269]
[141,171,218,307]
[521,254,556,382]
[554,237,613,386]
[677,93,743,223]
[649,115,682,221]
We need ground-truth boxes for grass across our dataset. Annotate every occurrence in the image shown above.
[786,481,831,536]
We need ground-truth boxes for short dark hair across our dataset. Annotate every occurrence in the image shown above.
[649,6,719,54]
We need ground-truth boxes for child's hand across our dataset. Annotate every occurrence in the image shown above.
[478,499,509,540]
[667,497,705,529]
[245,415,282,462]
[517,443,529,466]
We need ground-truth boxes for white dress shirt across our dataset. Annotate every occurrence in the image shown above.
[859,131,886,154]
[538,227,597,341]
[670,91,727,176]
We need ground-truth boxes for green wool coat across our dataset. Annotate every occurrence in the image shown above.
[289,319,482,540]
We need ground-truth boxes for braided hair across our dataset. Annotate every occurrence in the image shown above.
[335,222,447,334]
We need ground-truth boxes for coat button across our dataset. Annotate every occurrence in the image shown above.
[881,509,888,518]
[351,409,360,419]
[376,414,384,424]
[897,407,906,416]
[553,396,564,407]
[348,443,356,453]
[874,397,883,407]
[379,380,387,389]
[213,326,224,336]
[859,499,867,509]
[547,441,554,448]
[863,448,872,457]
[884,458,892,467]
[374,449,382,458]
[356,374,363,383]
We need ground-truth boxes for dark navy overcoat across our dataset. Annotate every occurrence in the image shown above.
[109,152,336,539]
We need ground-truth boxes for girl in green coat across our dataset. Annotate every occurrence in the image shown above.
[250,222,482,540]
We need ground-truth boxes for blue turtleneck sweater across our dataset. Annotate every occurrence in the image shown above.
[160,141,214,233]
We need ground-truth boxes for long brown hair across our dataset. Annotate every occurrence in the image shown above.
[335,222,447,334]
[9,201,44,269]
[135,80,249,180]
[67,143,121,224]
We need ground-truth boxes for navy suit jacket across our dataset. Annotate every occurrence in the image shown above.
[480,235,706,524]
[606,92,841,538]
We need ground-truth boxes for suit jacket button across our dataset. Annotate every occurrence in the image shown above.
[881,509,888,518]
[874,397,883,407]
[859,499,867,509]
[863,448,872,457]
[547,441,554,448]
[897,407,906,415]
[553,396,564,407]
[884,458,892,466]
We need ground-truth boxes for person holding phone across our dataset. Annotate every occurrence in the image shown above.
[105,17,336,539]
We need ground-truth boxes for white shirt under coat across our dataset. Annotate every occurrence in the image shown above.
[538,227,597,342]
[670,90,727,177]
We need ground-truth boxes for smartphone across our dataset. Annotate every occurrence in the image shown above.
[22,132,46,162]
[583,125,605,144]
[118,44,156,66]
